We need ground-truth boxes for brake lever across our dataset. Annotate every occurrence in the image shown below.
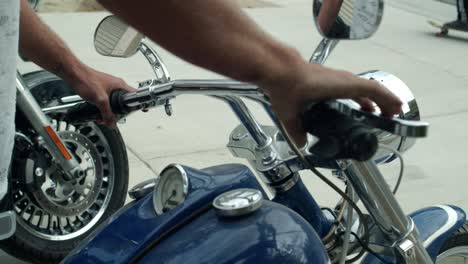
[327,100,429,138]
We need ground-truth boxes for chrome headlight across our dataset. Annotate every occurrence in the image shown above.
[153,164,189,214]
[359,71,421,163]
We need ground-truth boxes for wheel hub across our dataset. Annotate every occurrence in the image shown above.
[32,131,103,217]
[12,121,115,240]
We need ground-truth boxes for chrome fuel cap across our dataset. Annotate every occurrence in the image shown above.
[213,188,263,218]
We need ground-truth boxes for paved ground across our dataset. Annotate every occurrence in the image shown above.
[3,0,468,262]
[437,0,456,5]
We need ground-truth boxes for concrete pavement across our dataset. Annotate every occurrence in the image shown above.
[437,0,456,5]
[4,0,468,262]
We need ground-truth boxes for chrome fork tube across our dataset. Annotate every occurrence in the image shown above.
[16,73,82,179]
[344,161,433,263]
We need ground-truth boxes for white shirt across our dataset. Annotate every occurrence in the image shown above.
[0,0,20,200]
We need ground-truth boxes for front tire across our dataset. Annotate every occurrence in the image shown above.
[436,221,468,263]
[0,71,129,264]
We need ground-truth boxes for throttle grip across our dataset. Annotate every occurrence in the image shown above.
[65,89,129,123]
[109,89,130,115]
[66,102,101,122]
[300,102,378,161]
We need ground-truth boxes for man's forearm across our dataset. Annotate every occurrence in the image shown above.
[98,0,303,87]
[19,0,87,83]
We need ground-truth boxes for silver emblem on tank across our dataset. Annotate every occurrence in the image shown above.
[213,188,263,217]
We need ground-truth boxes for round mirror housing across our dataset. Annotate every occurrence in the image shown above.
[93,15,144,58]
[313,0,384,40]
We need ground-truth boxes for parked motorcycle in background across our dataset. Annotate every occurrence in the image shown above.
[45,0,468,263]
[0,1,130,263]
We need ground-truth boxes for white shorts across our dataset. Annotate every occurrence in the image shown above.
[0,0,20,201]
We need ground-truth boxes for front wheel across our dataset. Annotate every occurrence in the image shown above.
[0,71,129,264]
[436,221,468,263]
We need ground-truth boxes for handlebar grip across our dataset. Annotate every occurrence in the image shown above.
[66,89,129,123]
[66,102,101,123]
[300,102,378,161]
[346,125,378,161]
[110,89,130,115]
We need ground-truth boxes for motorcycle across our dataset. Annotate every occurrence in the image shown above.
[55,0,468,263]
[0,1,129,262]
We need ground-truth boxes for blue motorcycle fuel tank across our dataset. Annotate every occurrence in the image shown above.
[137,201,329,264]
[63,164,329,264]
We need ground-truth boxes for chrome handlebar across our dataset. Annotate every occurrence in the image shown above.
[117,79,428,138]
[121,79,267,108]
[57,79,428,140]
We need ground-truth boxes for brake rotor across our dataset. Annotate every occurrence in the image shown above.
[31,131,103,217]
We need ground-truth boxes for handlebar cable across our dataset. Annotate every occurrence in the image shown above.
[348,232,393,264]
[377,144,405,194]
[343,145,404,262]
[275,120,370,247]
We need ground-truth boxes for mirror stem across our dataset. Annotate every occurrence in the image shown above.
[309,38,339,65]
[138,41,171,83]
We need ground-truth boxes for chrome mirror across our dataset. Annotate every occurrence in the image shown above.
[93,15,144,58]
[313,0,384,39]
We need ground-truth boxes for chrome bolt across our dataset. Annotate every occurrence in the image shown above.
[268,167,280,175]
[36,136,46,146]
[262,152,277,165]
[77,170,85,177]
[35,167,44,177]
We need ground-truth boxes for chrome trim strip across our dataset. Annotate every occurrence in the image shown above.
[173,164,190,199]
[42,102,80,113]
[60,95,82,104]
[423,205,459,247]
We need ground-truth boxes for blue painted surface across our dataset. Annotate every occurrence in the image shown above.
[63,164,264,264]
[362,205,466,263]
[272,177,332,238]
[64,159,465,264]
[416,205,466,260]
[138,201,329,264]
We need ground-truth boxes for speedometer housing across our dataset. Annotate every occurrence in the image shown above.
[153,164,189,215]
